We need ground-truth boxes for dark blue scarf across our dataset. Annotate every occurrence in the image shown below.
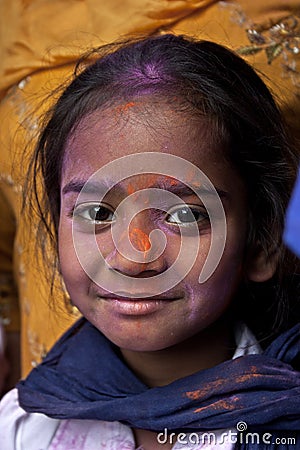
[18,319,300,448]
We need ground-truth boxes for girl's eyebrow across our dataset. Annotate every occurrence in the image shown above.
[62,179,115,196]
[154,179,228,199]
[62,178,228,199]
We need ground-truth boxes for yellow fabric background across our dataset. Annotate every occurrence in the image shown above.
[0,0,299,376]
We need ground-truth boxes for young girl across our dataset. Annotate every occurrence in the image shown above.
[0,34,300,449]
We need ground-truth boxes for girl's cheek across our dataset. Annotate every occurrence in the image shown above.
[95,232,115,259]
[58,219,81,281]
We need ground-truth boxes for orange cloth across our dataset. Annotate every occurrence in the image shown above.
[1,0,300,376]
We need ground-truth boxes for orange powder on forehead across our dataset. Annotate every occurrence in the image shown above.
[125,175,160,195]
[115,101,136,115]
[126,182,135,195]
[168,177,178,186]
[184,169,202,189]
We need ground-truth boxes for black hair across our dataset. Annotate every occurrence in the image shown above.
[28,33,299,343]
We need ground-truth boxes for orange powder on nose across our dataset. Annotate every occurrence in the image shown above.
[130,227,151,253]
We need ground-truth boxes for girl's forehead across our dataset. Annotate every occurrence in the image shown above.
[60,105,246,207]
[63,102,224,177]
[68,98,200,142]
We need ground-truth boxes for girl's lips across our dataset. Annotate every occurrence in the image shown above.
[98,295,180,316]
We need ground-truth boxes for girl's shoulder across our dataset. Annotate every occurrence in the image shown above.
[0,388,135,450]
[0,388,60,450]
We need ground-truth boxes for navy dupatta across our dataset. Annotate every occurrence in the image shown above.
[18,318,300,448]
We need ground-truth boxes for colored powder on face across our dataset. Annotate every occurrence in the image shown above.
[126,182,136,195]
[125,175,161,196]
[168,177,179,186]
[130,227,151,253]
[115,102,136,115]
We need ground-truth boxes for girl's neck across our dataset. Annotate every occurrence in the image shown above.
[121,317,235,387]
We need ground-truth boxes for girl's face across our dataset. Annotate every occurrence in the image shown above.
[59,100,249,352]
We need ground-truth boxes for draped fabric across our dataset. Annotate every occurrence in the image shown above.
[17,318,300,437]
[2,1,300,101]
[1,0,300,377]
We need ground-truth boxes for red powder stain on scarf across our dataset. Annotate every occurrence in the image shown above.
[185,379,224,400]
[194,399,237,414]
[235,369,262,384]
[130,227,151,253]
[186,389,203,401]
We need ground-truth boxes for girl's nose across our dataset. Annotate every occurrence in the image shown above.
[105,212,168,277]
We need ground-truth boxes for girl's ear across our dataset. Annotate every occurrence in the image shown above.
[246,247,278,282]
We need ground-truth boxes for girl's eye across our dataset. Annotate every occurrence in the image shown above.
[166,205,209,226]
[73,203,115,223]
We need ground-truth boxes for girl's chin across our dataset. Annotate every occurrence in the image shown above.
[98,324,194,353]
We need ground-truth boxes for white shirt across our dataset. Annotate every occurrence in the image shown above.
[0,323,261,450]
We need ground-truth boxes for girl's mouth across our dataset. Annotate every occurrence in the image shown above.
[97,294,180,315]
